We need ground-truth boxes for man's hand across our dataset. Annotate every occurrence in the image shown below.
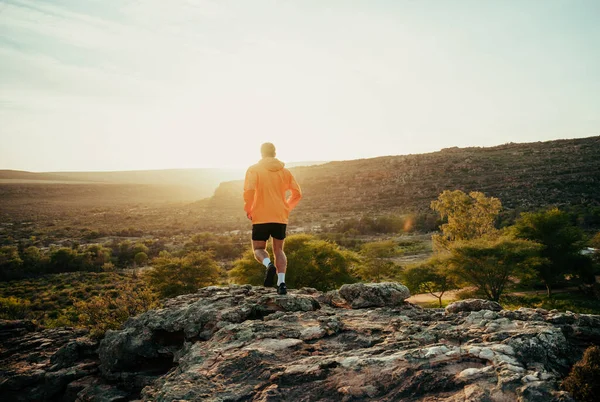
[246,213,252,220]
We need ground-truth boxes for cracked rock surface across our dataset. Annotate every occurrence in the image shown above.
[3,283,599,401]
[100,284,598,401]
[0,320,103,402]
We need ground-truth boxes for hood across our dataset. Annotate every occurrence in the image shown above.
[258,157,285,172]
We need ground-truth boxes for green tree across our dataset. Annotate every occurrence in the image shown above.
[431,190,502,251]
[134,252,149,267]
[448,237,542,301]
[0,246,23,280]
[132,242,150,256]
[185,233,242,260]
[356,240,402,282]
[49,248,80,273]
[512,208,591,297]
[21,246,44,275]
[403,257,456,307]
[87,245,112,269]
[229,234,359,291]
[144,251,221,298]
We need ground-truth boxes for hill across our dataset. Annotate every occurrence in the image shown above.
[0,168,245,200]
[204,136,600,225]
[0,170,87,183]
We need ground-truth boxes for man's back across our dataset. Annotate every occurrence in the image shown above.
[243,157,301,224]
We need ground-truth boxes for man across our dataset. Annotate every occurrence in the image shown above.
[243,142,302,295]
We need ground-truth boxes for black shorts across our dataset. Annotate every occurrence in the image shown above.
[252,223,287,241]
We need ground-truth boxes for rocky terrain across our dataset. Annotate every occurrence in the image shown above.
[2,282,600,401]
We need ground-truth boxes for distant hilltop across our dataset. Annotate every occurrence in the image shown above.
[2,137,599,215]
[0,161,329,200]
[207,135,600,219]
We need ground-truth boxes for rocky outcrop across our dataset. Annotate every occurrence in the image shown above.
[99,285,598,402]
[4,284,600,401]
[0,320,101,402]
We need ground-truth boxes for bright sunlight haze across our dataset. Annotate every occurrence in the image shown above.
[1,0,599,171]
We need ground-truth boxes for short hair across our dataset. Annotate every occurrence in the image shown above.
[261,142,276,157]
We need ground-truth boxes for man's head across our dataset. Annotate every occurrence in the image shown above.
[261,142,276,158]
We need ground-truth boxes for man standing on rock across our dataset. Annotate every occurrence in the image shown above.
[243,142,302,295]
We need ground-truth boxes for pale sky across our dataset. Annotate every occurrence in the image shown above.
[1,0,598,171]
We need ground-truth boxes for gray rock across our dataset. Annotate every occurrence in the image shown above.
[445,298,503,314]
[338,282,410,308]
[5,284,600,402]
[0,323,100,402]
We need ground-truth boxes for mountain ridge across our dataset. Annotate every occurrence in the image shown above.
[204,135,600,223]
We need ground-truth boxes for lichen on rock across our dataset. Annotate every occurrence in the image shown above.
[2,283,599,401]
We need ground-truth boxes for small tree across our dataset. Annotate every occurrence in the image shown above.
[48,248,80,273]
[0,246,23,280]
[21,246,44,275]
[144,251,221,298]
[449,236,542,301]
[87,245,112,269]
[403,257,456,307]
[229,234,359,291]
[134,252,149,267]
[512,208,590,297]
[357,240,402,282]
[431,190,502,251]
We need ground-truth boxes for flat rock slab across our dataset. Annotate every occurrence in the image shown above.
[338,282,411,308]
[445,298,503,314]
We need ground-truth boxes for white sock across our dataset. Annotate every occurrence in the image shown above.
[262,257,271,268]
[277,273,285,285]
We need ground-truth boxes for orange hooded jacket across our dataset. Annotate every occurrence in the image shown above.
[243,157,302,224]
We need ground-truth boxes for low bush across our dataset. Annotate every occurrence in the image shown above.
[0,296,31,319]
[562,346,600,402]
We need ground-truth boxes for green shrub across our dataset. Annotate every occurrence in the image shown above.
[229,234,359,291]
[134,252,148,266]
[562,346,600,402]
[144,251,221,298]
[0,296,31,319]
[74,283,159,338]
[356,240,402,282]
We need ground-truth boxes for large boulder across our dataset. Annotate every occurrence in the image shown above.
[338,282,410,308]
[98,285,320,380]
[445,298,503,314]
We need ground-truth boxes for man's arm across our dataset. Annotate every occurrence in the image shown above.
[243,169,257,217]
[286,171,302,211]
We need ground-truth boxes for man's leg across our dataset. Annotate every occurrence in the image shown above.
[272,238,287,286]
[252,240,269,264]
[253,239,277,287]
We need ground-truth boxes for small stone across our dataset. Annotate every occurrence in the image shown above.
[483,311,498,320]
[479,348,495,360]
